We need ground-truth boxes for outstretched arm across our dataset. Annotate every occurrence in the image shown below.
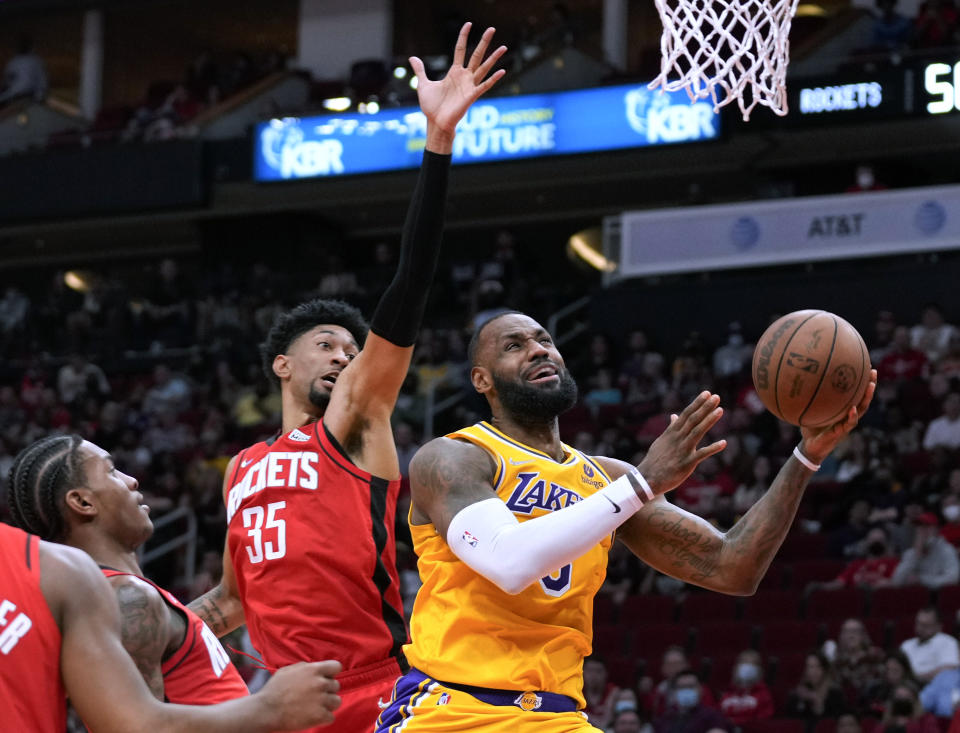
[188,455,246,636]
[615,371,877,596]
[411,392,725,594]
[324,23,506,477]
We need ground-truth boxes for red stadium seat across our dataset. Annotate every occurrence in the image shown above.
[757,561,789,591]
[699,651,740,691]
[813,719,837,733]
[758,620,821,655]
[694,621,758,655]
[680,592,740,622]
[621,594,677,624]
[592,624,631,658]
[743,590,803,622]
[805,587,866,621]
[891,617,917,647]
[740,718,805,733]
[791,560,847,588]
[593,593,617,625]
[938,584,960,630]
[823,617,887,649]
[870,585,931,620]
[778,532,829,562]
[633,623,692,658]
[606,656,640,688]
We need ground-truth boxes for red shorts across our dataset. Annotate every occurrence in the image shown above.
[299,657,402,733]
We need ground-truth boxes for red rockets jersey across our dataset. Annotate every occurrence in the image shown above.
[101,569,249,704]
[226,421,406,673]
[0,524,66,733]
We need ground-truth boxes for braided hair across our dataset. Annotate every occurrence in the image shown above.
[7,434,85,542]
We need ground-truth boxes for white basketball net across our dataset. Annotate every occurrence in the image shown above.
[649,0,801,120]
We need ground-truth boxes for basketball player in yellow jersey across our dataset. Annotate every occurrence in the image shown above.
[375,311,877,733]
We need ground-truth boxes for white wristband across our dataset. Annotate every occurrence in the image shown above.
[793,445,821,472]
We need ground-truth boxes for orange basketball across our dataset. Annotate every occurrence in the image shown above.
[751,310,871,428]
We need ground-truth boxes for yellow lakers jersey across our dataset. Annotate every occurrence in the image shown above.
[404,421,614,708]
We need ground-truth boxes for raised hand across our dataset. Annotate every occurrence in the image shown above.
[410,22,507,144]
[800,369,877,464]
[637,391,727,496]
[258,660,342,730]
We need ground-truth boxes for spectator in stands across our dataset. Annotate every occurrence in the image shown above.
[846,164,888,193]
[923,394,960,451]
[603,688,644,730]
[57,354,111,406]
[830,499,874,558]
[870,310,898,365]
[879,326,929,384]
[711,322,752,380]
[919,663,960,717]
[914,0,960,49]
[823,618,886,700]
[393,422,419,478]
[584,655,618,726]
[900,608,960,684]
[584,368,624,411]
[654,669,733,733]
[877,682,939,733]
[0,286,29,347]
[911,304,957,363]
[142,364,192,416]
[941,495,960,547]
[717,649,774,725]
[0,35,48,105]
[892,513,960,588]
[863,651,920,718]
[837,713,863,733]
[640,646,717,718]
[873,0,914,51]
[471,279,512,330]
[611,707,653,733]
[785,651,849,724]
[599,540,644,605]
[810,526,899,591]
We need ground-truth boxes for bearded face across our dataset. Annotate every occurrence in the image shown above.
[491,363,578,424]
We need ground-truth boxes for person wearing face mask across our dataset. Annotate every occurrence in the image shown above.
[717,650,774,725]
[811,527,900,593]
[879,682,939,733]
[892,513,960,589]
[610,708,653,733]
[653,670,732,733]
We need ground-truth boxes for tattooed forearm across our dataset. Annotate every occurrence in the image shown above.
[113,580,171,701]
[621,455,814,594]
[188,584,239,637]
[644,504,723,582]
[409,438,497,532]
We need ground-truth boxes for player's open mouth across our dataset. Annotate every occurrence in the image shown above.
[526,365,559,384]
[137,493,150,512]
[319,371,340,387]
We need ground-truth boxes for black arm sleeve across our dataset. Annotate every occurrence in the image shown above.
[369,150,451,347]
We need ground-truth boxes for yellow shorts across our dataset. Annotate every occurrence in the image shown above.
[374,670,602,732]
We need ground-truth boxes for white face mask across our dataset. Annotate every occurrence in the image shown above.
[944,505,960,522]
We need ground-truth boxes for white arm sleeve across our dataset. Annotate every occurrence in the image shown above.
[445,469,652,595]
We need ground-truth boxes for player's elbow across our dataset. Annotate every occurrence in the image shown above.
[486,568,536,595]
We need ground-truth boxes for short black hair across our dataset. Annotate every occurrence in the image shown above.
[260,298,368,386]
[467,310,523,366]
[8,435,85,542]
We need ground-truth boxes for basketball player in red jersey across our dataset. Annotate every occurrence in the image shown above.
[187,22,508,732]
[6,433,248,704]
[0,520,341,732]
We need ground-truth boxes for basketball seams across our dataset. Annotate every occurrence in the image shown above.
[815,322,870,427]
[772,310,823,422]
[797,315,839,427]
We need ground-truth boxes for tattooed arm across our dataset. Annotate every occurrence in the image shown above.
[108,575,185,701]
[608,370,877,596]
[188,455,246,636]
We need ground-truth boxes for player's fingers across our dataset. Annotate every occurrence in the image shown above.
[474,44,507,82]
[680,393,721,438]
[474,68,506,96]
[673,391,711,432]
[856,371,878,413]
[468,27,496,70]
[408,56,427,83]
[312,659,344,677]
[694,439,727,462]
[670,414,679,423]
[453,22,472,67]
[689,407,723,445]
[322,692,342,711]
